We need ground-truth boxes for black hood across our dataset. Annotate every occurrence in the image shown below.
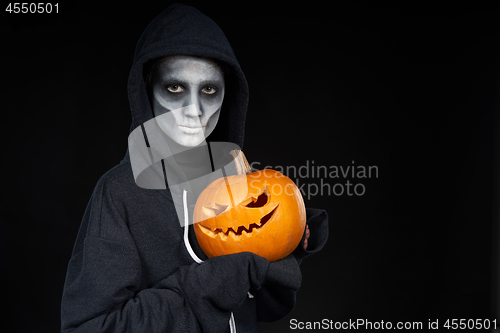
[127,3,249,148]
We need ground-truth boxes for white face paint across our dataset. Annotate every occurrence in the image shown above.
[150,55,225,147]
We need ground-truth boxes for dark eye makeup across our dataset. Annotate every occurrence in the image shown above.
[166,84,184,93]
[164,83,219,96]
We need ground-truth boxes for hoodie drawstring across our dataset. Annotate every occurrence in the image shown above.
[182,189,236,333]
[183,189,203,264]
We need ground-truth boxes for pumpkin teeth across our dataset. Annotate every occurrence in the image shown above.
[229,231,239,240]
[201,204,279,241]
[199,225,217,238]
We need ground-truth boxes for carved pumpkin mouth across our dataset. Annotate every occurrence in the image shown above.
[198,204,279,240]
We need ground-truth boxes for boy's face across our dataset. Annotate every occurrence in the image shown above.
[150,55,225,147]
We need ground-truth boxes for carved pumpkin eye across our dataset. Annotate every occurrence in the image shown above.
[202,187,270,218]
[240,186,270,208]
[202,203,229,218]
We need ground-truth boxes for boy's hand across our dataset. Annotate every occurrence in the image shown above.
[303,224,310,250]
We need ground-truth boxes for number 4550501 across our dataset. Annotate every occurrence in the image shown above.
[444,319,497,330]
[6,3,59,14]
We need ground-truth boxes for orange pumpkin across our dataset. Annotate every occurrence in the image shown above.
[194,150,306,262]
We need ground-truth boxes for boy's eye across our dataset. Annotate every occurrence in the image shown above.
[202,86,217,95]
[167,84,184,93]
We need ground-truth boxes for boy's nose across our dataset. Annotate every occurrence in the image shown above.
[182,103,202,118]
[183,94,202,117]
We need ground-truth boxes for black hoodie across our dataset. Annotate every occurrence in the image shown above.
[61,4,328,332]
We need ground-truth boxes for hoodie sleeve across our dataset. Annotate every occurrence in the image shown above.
[61,174,269,333]
[254,207,329,322]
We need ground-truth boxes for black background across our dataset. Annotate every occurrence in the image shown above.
[2,2,499,332]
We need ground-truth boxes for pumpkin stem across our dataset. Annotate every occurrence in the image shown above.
[230,150,252,175]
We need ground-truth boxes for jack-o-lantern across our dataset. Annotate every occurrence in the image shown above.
[194,150,306,262]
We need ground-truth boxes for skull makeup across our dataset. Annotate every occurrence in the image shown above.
[149,55,225,147]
